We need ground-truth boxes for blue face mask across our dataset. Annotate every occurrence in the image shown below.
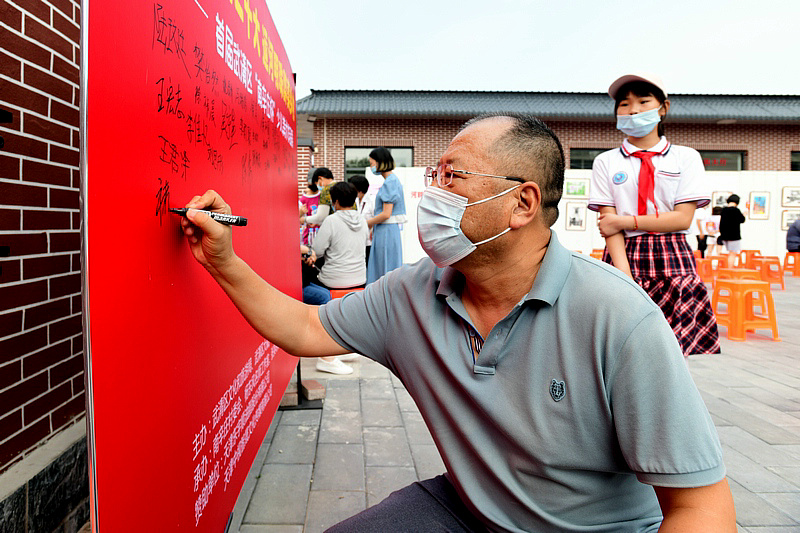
[616,106,662,137]
[370,166,381,175]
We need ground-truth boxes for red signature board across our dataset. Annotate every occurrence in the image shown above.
[82,1,299,530]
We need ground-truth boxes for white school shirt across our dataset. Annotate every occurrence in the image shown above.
[589,137,710,238]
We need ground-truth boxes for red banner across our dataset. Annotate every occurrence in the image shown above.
[82,1,298,530]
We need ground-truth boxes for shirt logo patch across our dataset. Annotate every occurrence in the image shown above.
[612,172,628,185]
[550,379,566,402]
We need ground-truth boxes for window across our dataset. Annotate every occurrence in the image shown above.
[791,152,800,171]
[698,151,744,171]
[569,149,606,170]
[344,147,413,182]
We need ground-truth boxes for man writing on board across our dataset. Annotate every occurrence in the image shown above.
[179,114,735,532]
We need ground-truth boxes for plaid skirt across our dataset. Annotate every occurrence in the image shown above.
[603,233,721,356]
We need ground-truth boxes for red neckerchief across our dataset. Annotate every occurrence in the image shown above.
[630,151,657,216]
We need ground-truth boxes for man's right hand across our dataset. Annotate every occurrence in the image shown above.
[179,190,236,274]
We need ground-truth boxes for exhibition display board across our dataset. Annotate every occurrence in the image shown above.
[81,1,298,530]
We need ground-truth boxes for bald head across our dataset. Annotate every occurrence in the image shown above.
[460,113,565,226]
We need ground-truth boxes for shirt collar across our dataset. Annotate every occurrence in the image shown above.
[620,136,670,157]
[435,230,571,308]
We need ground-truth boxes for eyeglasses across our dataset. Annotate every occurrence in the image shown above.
[424,164,526,187]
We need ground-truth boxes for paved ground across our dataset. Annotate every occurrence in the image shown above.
[232,273,800,532]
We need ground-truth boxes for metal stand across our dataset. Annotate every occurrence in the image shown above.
[279,361,323,411]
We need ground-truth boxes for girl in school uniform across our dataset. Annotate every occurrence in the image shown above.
[588,73,720,356]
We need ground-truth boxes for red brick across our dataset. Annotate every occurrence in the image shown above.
[23,254,71,279]
[70,253,79,272]
[50,353,82,385]
[2,110,21,135]
[52,9,79,44]
[71,168,79,188]
[23,64,72,103]
[0,372,48,417]
[49,272,80,298]
[0,131,48,160]
[0,80,48,116]
[71,374,83,394]
[48,314,80,342]
[0,260,22,283]
[0,50,21,80]
[47,0,73,20]
[0,360,21,392]
[0,233,48,256]
[52,392,84,428]
[0,280,48,312]
[71,212,80,230]
[24,381,71,424]
[0,209,20,230]
[50,144,79,166]
[50,187,79,209]
[0,181,48,207]
[0,409,22,441]
[0,154,21,180]
[23,159,71,186]
[0,3,23,30]
[1,28,51,70]
[71,128,79,148]
[25,16,71,59]
[50,231,80,252]
[50,100,79,126]
[70,296,81,317]
[22,339,70,377]
[15,0,51,24]
[22,209,71,230]
[0,417,49,468]
[0,311,23,338]
[23,113,71,144]
[72,86,80,106]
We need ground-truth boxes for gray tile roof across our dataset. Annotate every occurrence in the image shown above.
[297,90,800,123]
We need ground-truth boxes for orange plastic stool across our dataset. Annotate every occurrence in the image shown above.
[693,250,703,259]
[755,256,784,290]
[590,249,604,260]
[707,255,729,272]
[785,252,800,277]
[715,268,761,282]
[737,250,762,269]
[695,258,714,284]
[712,279,780,342]
[329,287,364,299]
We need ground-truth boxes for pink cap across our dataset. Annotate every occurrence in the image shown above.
[608,73,668,99]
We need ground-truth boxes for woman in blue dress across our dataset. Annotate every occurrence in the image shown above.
[366,147,406,284]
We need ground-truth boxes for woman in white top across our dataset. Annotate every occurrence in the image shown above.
[588,73,719,357]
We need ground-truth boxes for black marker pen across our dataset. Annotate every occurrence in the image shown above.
[169,208,248,226]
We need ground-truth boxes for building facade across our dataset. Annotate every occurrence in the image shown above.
[1,0,88,530]
[295,90,800,191]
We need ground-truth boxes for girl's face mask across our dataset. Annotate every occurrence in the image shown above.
[616,105,662,137]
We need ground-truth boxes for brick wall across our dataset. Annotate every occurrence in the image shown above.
[0,0,84,475]
[296,117,800,193]
[296,144,312,196]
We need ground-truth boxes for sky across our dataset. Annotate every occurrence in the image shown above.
[266,0,799,101]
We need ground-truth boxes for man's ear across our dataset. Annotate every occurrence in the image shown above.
[509,182,541,229]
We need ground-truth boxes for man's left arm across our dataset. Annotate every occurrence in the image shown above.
[655,480,736,532]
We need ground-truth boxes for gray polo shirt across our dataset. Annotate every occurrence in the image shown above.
[319,231,725,533]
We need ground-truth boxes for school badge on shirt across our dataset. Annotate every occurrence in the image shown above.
[550,379,566,402]
[612,171,628,185]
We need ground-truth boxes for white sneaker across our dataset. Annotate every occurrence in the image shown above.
[316,358,353,375]
[337,353,361,362]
